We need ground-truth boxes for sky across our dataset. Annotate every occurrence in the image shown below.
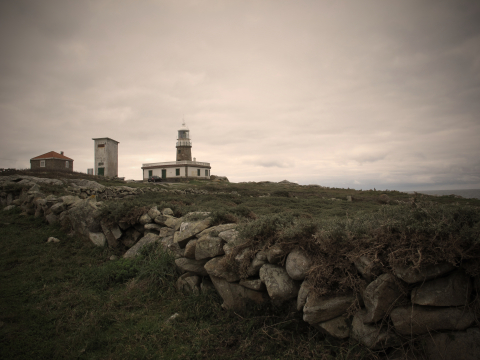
[1,0,479,191]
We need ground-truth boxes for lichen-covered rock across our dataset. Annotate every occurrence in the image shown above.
[354,255,380,282]
[359,273,403,323]
[175,257,208,276]
[259,264,299,304]
[204,256,240,282]
[303,294,355,324]
[411,269,472,307]
[144,223,163,232]
[285,248,312,281]
[196,223,236,238]
[210,275,268,310]
[266,245,284,264]
[184,239,197,259]
[351,310,400,350]
[139,213,152,225]
[162,208,174,216]
[195,235,225,260]
[239,279,266,291]
[218,229,245,247]
[89,231,106,247]
[297,281,310,311]
[176,273,200,294]
[147,206,161,220]
[314,314,350,339]
[247,257,266,277]
[174,218,212,248]
[390,305,475,335]
[49,202,66,214]
[123,233,159,259]
[424,327,480,360]
[392,262,455,284]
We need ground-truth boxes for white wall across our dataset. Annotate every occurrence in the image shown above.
[143,166,210,179]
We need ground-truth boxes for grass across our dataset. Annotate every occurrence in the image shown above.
[0,208,382,360]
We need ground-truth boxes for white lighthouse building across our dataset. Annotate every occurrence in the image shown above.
[141,122,211,181]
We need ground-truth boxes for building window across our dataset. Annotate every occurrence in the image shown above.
[197,169,200,176]
[205,169,208,177]
[177,149,181,154]
[40,160,45,167]
[65,161,69,168]
[148,170,152,177]
[176,168,180,176]
[98,144,105,148]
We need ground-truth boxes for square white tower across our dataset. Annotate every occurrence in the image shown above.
[92,137,119,177]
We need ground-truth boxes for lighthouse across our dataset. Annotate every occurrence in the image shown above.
[176,121,192,161]
[141,120,211,181]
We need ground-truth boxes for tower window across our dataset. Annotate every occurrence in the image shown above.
[197,169,200,176]
[65,161,69,168]
[176,168,180,176]
[178,150,181,154]
[205,169,208,176]
[40,160,45,167]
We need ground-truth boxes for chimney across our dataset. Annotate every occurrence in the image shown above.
[60,151,64,155]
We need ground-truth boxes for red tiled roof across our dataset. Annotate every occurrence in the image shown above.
[31,151,74,161]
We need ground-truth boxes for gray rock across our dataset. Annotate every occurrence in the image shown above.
[122,228,142,248]
[256,251,267,261]
[3,205,15,211]
[159,227,175,238]
[45,213,58,225]
[204,256,240,282]
[147,206,161,219]
[354,255,379,282]
[110,255,118,261]
[59,195,80,206]
[47,237,60,243]
[89,232,106,247]
[50,202,66,214]
[123,233,160,259]
[184,239,197,259]
[266,245,284,264]
[176,272,200,294]
[247,257,266,277]
[144,223,163,232]
[174,218,212,248]
[239,278,266,291]
[195,235,225,260]
[390,305,475,335]
[139,213,152,225]
[351,310,400,350]
[424,327,480,360]
[314,314,350,339]
[297,281,310,311]
[392,262,455,284]
[100,221,120,248]
[411,269,472,306]
[210,275,268,310]
[162,208,174,216]
[303,294,355,324]
[218,229,244,247]
[68,179,105,191]
[175,257,208,276]
[197,223,237,238]
[259,264,299,304]
[285,248,312,281]
[359,273,403,323]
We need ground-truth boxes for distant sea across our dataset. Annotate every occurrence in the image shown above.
[406,189,480,200]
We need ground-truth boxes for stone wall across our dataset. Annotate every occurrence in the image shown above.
[2,178,479,359]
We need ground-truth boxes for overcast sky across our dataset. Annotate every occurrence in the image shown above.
[1,0,479,190]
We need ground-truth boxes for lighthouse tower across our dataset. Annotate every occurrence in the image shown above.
[176,121,192,161]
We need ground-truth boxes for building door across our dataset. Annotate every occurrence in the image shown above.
[148,170,153,177]
[161,169,166,179]
[98,167,104,176]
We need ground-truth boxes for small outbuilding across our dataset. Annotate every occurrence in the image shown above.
[30,151,74,172]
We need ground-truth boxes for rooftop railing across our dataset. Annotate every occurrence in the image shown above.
[142,160,210,167]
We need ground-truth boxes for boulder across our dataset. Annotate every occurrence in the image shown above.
[351,310,400,350]
[246,257,266,277]
[47,237,60,243]
[139,213,152,225]
[359,273,403,323]
[195,235,225,260]
[259,264,299,304]
[204,256,240,282]
[160,236,185,259]
[100,221,122,248]
[45,213,58,225]
[424,327,480,360]
[123,233,160,259]
[144,223,163,232]
[285,248,312,281]
[174,218,212,248]
[122,228,142,248]
[218,229,246,248]
[147,206,161,219]
[174,258,208,276]
[392,262,455,284]
[411,269,472,307]
[354,255,379,282]
[89,232,106,247]
[176,273,200,294]
[303,294,355,324]
[159,227,174,238]
[314,314,350,339]
[390,306,475,335]
[256,251,267,261]
[49,202,66,215]
[297,281,310,311]
[210,275,268,310]
[239,279,266,291]
[2,205,15,211]
[197,223,237,238]
[266,245,284,264]
[162,208,174,216]
[184,240,197,259]
[59,195,80,207]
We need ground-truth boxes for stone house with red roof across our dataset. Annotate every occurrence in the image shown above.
[30,151,74,172]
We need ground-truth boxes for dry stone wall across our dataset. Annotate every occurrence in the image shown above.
[2,177,479,359]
